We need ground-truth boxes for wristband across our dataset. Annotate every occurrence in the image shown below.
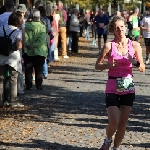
[134,61,140,67]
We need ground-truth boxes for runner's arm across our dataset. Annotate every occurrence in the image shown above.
[95,42,116,71]
[132,41,145,72]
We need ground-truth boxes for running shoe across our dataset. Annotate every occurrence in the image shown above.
[100,139,112,150]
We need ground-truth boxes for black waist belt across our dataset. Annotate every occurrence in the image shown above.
[108,76,122,79]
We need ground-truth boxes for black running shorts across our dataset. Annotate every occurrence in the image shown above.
[105,93,135,108]
[144,38,150,46]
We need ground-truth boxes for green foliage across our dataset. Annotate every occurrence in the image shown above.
[62,0,143,11]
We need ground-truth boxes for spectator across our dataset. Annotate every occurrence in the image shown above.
[84,9,91,40]
[79,10,84,37]
[38,6,51,79]
[35,0,43,10]
[70,8,82,53]
[0,0,14,106]
[16,4,27,94]
[24,10,48,90]
[66,8,72,51]
[57,0,69,58]
[91,9,97,46]
[0,12,23,107]
[52,5,60,61]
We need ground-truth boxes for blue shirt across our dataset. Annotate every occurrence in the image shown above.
[94,14,109,34]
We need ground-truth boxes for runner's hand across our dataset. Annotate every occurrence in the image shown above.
[109,59,118,68]
[138,63,145,72]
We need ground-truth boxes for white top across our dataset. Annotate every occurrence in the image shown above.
[141,16,150,38]
[53,14,60,30]
[0,12,12,27]
[0,25,22,73]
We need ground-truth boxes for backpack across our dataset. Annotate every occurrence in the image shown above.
[0,26,17,56]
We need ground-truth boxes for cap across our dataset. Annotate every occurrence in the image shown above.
[16,4,27,12]
[33,10,40,17]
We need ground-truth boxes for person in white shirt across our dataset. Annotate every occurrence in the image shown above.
[0,12,23,108]
[0,0,16,107]
[0,0,14,27]
[140,9,150,64]
[52,5,60,61]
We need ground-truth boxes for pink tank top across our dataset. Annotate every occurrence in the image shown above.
[105,39,135,94]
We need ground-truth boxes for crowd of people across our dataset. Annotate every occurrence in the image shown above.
[0,0,148,149]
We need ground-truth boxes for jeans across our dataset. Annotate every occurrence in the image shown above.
[0,65,18,106]
[17,72,24,94]
[4,76,10,103]
[85,26,90,39]
[48,41,55,62]
[43,59,48,77]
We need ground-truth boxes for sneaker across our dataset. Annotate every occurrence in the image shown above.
[100,139,112,150]
[3,101,10,107]
[69,48,72,51]
[11,103,24,108]
[63,55,69,59]
[53,58,60,62]
[94,41,97,46]
[18,91,24,95]
[145,55,150,64]
[92,40,95,45]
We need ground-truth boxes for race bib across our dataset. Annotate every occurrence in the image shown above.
[133,22,138,28]
[116,77,135,92]
[99,23,104,27]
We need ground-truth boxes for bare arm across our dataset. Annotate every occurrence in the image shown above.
[16,38,22,50]
[132,41,145,72]
[95,42,117,71]
[140,25,147,30]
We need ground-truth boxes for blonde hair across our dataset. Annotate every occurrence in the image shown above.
[109,16,126,33]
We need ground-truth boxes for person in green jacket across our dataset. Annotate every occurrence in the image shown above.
[24,10,48,90]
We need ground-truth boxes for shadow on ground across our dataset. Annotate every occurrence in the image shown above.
[0,140,99,150]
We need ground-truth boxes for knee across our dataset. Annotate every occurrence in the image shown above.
[108,120,119,130]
